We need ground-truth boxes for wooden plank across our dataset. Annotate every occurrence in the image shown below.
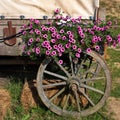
[98,7,106,21]
[3,21,16,46]
[0,19,52,56]
[0,77,10,88]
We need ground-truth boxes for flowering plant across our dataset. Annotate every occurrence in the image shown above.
[21,8,120,63]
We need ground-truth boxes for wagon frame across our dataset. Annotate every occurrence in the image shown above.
[0,0,110,118]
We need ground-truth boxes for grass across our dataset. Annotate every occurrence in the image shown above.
[4,48,120,120]
[106,48,120,98]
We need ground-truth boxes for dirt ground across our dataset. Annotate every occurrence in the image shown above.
[107,97,120,120]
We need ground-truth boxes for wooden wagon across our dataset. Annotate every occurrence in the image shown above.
[0,0,110,118]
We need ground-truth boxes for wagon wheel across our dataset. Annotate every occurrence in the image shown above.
[37,50,111,117]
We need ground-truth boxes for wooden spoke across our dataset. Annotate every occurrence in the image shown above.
[69,54,74,76]
[81,63,99,77]
[55,61,71,78]
[81,77,105,82]
[44,70,68,81]
[78,88,95,106]
[50,87,66,102]
[43,81,66,89]
[80,83,104,95]
[74,90,81,112]
[63,93,70,110]
[76,60,84,76]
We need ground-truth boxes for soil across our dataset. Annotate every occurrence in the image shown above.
[107,97,120,120]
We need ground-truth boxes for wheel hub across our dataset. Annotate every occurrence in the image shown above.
[69,77,80,91]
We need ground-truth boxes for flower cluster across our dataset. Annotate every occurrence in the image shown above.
[21,8,120,63]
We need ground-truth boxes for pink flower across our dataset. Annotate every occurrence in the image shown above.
[86,48,91,53]
[90,31,94,35]
[77,48,82,53]
[56,34,61,39]
[95,45,100,51]
[69,39,76,43]
[35,29,41,34]
[51,51,57,56]
[65,43,71,49]
[67,31,72,35]
[36,47,40,54]
[69,34,74,39]
[78,31,83,35]
[78,26,82,30]
[75,53,80,58]
[117,34,120,39]
[35,19,40,24]
[81,39,84,44]
[93,25,97,30]
[43,34,48,38]
[92,36,98,43]
[58,52,62,56]
[53,45,58,49]
[112,41,116,48]
[27,42,31,46]
[107,21,112,26]
[42,41,50,48]
[62,36,66,40]
[29,30,34,34]
[58,60,63,64]
[21,24,27,29]
[42,27,46,31]
[98,36,101,41]
[54,8,60,14]
[29,38,34,43]
[52,33,56,38]
[27,51,30,56]
[106,35,112,42]
[80,33,85,38]
[46,50,50,55]
[51,39,56,43]
[47,46,52,50]
[41,42,46,47]
[50,27,56,32]
[118,38,120,43]
[72,45,77,50]
[30,18,34,22]
[36,38,40,42]
[71,18,77,23]
[60,47,65,52]
[22,31,26,35]
[60,29,64,33]
[32,48,35,52]
[58,44,62,48]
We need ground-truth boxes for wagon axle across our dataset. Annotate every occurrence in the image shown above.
[69,78,80,91]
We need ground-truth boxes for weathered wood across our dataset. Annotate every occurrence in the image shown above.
[0,77,10,88]
[98,7,106,21]
[0,19,27,56]
[3,21,16,46]
[0,19,52,56]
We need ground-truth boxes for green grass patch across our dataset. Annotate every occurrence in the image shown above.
[106,48,120,99]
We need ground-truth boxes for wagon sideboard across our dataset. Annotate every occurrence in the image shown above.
[0,19,50,56]
[0,0,106,65]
